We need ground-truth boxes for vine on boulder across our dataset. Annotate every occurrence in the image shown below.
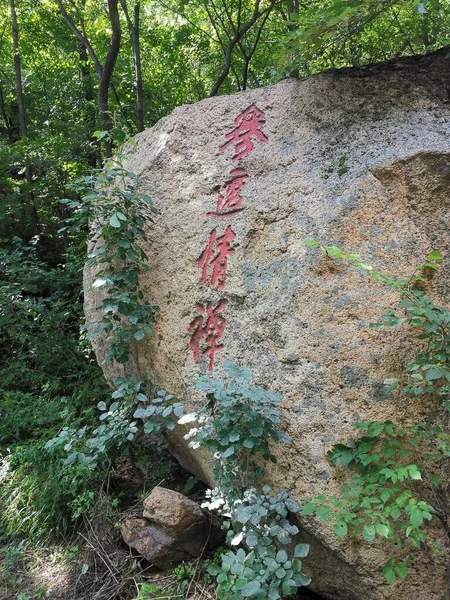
[304,242,449,585]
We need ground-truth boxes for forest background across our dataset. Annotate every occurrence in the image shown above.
[0,1,449,599]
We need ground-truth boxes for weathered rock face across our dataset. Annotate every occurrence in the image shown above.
[121,487,224,567]
[86,50,450,599]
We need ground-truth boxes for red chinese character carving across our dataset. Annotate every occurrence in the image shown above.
[207,169,249,218]
[219,104,268,160]
[197,226,236,289]
[189,300,228,371]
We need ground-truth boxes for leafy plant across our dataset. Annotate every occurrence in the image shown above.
[304,242,450,584]
[45,377,184,477]
[277,0,449,77]
[206,487,310,600]
[62,132,158,364]
[182,360,310,600]
[182,359,290,497]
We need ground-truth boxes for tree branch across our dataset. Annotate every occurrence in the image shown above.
[56,0,103,77]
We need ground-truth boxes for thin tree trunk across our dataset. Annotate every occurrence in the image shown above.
[56,0,103,77]
[287,0,300,78]
[0,83,14,143]
[98,0,121,155]
[9,0,39,234]
[57,0,122,157]
[10,0,26,137]
[133,3,144,132]
[119,0,144,131]
[209,0,277,97]
[78,43,98,167]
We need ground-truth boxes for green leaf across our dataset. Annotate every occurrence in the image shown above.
[390,507,401,520]
[109,213,122,228]
[334,521,348,538]
[380,489,390,503]
[316,505,331,521]
[408,465,422,480]
[382,562,396,584]
[427,251,444,261]
[234,577,249,591]
[363,525,375,542]
[396,561,408,580]
[240,580,261,597]
[375,523,389,538]
[425,366,442,381]
[296,573,311,586]
[410,509,423,528]
[325,245,342,258]
[301,503,316,516]
[294,544,309,558]
[222,446,235,458]
[282,580,297,595]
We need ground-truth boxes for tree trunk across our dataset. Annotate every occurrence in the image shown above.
[98,0,121,155]
[78,42,98,167]
[10,0,27,137]
[57,0,122,157]
[133,3,144,132]
[9,0,39,235]
[119,0,144,132]
[287,0,299,78]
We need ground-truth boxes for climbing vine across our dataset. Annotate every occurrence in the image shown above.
[303,242,450,585]
[46,132,179,491]
[62,130,158,364]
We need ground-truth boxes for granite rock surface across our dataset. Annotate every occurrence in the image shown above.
[86,50,450,599]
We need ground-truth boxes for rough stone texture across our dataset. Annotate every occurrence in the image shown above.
[121,488,224,567]
[142,487,205,531]
[86,50,450,599]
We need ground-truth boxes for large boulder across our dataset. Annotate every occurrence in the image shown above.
[86,50,450,599]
